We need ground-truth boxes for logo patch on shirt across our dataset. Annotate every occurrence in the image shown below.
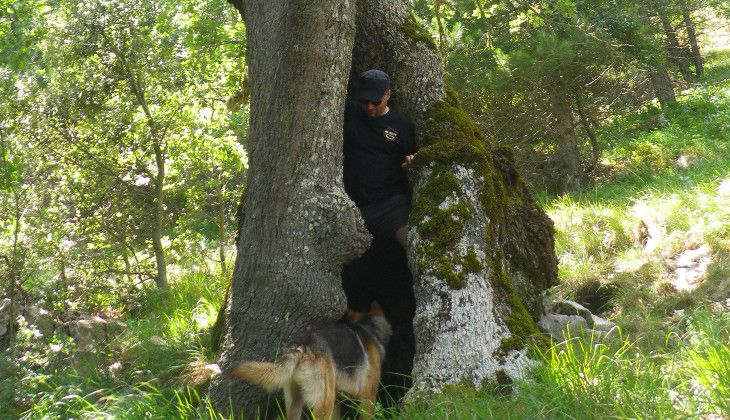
[383,127,398,141]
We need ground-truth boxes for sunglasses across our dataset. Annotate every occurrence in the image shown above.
[359,98,381,106]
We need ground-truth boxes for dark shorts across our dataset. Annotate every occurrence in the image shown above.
[360,194,411,240]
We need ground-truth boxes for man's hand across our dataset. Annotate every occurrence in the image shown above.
[401,154,415,167]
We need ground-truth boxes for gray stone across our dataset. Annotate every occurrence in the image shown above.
[105,319,127,337]
[591,315,618,338]
[551,300,594,326]
[23,305,55,338]
[0,298,11,337]
[68,317,108,352]
[69,316,127,352]
[538,314,590,340]
[591,315,617,332]
[668,245,711,292]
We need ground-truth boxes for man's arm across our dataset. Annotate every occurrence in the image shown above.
[401,118,417,167]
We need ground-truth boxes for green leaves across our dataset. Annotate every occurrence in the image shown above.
[1,0,248,303]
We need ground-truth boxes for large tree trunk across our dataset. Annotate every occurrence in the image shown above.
[209,0,369,415]
[212,0,557,413]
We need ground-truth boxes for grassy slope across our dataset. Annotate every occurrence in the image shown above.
[1,53,728,420]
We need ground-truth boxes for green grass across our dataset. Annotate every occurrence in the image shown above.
[539,52,730,346]
[0,271,228,419]
[399,309,729,419]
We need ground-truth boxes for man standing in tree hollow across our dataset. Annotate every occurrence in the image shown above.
[342,69,417,404]
[343,69,417,248]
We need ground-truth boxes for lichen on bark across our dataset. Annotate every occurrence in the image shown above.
[408,87,556,388]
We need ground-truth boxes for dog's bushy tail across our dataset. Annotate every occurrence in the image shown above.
[230,361,291,392]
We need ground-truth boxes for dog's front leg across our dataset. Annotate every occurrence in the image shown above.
[312,359,337,419]
[358,385,377,419]
[284,384,304,420]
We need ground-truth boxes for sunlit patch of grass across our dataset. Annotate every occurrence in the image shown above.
[401,383,517,419]
[548,179,729,343]
[675,310,730,414]
[542,57,729,352]
[701,49,730,86]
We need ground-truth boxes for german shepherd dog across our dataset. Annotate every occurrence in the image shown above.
[230,303,391,419]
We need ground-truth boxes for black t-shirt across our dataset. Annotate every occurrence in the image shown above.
[343,100,417,206]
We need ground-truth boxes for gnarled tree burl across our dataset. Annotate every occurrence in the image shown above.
[210,0,557,414]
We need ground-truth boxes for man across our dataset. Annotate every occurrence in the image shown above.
[343,69,417,248]
[341,69,417,405]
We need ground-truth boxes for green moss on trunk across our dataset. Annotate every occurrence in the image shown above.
[410,86,555,349]
[401,12,438,51]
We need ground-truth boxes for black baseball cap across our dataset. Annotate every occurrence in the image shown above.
[357,69,390,103]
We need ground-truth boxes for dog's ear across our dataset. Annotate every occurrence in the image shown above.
[345,301,385,321]
[368,301,384,317]
[345,308,367,322]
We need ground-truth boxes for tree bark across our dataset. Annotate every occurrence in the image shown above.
[658,10,694,83]
[209,0,368,415]
[434,0,446,53]
[681,5,703,77]
[212,0,557,412]
[216,177,227,275]
[574,92,600,174]
[549,90,582,192]
[112,40,169,288]
[649,65,677,108]
[151,140,168,289]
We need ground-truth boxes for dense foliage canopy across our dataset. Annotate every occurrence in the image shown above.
[1,0,247,309]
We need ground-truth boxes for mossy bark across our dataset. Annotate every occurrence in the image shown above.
[352,0,557,390]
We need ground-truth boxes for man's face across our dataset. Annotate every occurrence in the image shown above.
[361,89,391,118]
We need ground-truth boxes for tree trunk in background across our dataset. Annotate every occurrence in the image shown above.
[212,0,557,412]
[659,10,694,83]
[117,227,133,286]
[216,178,227,275]
[649,66,677,108]
[575,92,601,173]
[574,92,600,174]
[151,141,167,289]
[548,90,582,192]
[209,0,369,415]
[434,0,446,53]
[682,6,703,77]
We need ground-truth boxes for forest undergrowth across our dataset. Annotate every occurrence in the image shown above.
[1,51,729,420]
